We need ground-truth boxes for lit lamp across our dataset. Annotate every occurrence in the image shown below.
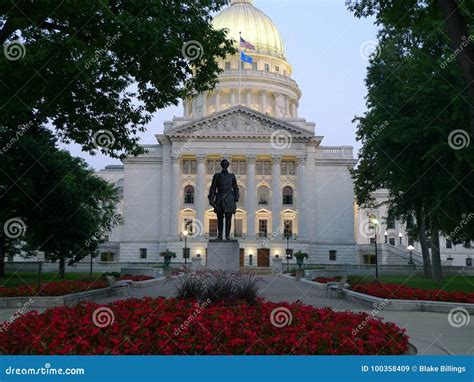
[384,231,388,244]
[371,218,380,279]
[399,232,403,246]
[407,244,415,265]
[182,230,190,265]
[275,251,280,259]
[196,250,201,258]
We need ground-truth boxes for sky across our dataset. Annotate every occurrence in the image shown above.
[65,0,378,170]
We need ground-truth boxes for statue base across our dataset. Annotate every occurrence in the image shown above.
[207,240,240,271]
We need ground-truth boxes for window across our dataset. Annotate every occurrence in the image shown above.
[140,248,147,259]
[363,255,376,265]
[258,186,270,205]
[283,220,293,238]
[275,66,280,72]
[282,186,293,205]
[231,160,247,175]
[183,160,197,175]
[387,214,395,229]
[184,185,195,204]
[406,215,414,229]
[389,238,395,246]
[104,235,109,242]
[207,160,221,175]
[283,70,287,76]
[370,238,376,245]
[329,250,337,261]
[258,220,268,238]
[234,219,243,238]
[467,258,473,267]
[256,160,271,175]
[264,63,270,72]
[184,218,194,235]
[464,240,472,249]
[281,161,296,175]
[252,62,258,70]
[101,252,114,262]
[209,219,218,238]
[408,238,415,246]
[446,239,452,249]
[225,62,231,70]
[368,214,377,230]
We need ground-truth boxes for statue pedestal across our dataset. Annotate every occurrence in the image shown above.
[207,240,240,271]
[192,257,202,271]
[272,257,282,273]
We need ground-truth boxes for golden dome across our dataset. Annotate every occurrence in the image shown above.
[213,0,286,60]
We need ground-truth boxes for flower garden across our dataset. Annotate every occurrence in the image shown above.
[351,282,474,304]
[0,297,409,355]
[0,280,108,297]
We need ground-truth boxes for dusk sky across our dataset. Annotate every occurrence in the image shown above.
[64,0,378,170]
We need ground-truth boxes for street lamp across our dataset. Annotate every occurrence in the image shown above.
[182,230,190,266]
[285,233,293,269]
[371,217,379,279]
[407,244,415,265]
[399,232,403,246]
[384,231,388,244]
[249,252,253,266]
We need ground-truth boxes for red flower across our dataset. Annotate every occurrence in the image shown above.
[0,280,108,297]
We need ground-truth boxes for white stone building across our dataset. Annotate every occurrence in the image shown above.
[98,0,473,268]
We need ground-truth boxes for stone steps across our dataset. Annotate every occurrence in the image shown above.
[241,267,273,275]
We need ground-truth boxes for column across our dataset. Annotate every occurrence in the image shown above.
[160,143,172,240]
[246,155,257,239]
[170,155,181,238]
[231,91,236,106]
[202,93,207,116]
[246,91,251,108]
[215,92,221,112]
[297,155,307,239]
[271,155,282,236]
[285,96,290,118]
[261,92,267,114]
[195,154,207,237]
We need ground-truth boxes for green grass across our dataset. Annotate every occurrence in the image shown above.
[0,272,103,288]
[348,275,474,292]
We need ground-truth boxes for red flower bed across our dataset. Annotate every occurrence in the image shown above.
[352,282,474,303]
[0,298,409,355]
[313,277,341,284]
[0,280,108,297]
[120,275,154,282]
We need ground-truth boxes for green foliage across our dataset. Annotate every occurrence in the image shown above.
[294,251,309,261]
[0,0,237,158]
[160,250,177,259]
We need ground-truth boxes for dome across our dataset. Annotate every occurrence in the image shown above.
[213,0,286,60]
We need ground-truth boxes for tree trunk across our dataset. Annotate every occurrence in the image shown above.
[0,236,5,277]
[59,255,66,279]
[416,208,432,277]
[430,220,443,282]
[438,0,474,135]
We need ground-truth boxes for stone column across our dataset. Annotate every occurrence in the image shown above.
[202,93,207,116]
[231,91,236,106]
[271,155,282,236]
[285,96,290,118]
[215,92,221,112]
[196,154,207,237]
[261,91,267,114]
[246,155,257,239]
[246,91,251,109]
[170,155,181,238]
[297,155,307,239]
[291,101,296,118]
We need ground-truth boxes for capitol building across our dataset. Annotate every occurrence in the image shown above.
[98,0,473,268]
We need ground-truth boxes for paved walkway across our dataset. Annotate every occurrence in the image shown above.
[1,275,472,355]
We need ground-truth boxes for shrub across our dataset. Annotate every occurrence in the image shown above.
[173,271,205,300]
[0,280,108,297]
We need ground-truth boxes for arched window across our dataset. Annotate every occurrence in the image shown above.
[184,185,195,204]
[258,186,270,205]
[282,186,293,205]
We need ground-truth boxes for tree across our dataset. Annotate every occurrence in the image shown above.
[346,0,474,134]
[0,0,236,158]
[0,127,120,278]
[350,27,473,281]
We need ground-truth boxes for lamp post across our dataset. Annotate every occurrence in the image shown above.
[371,218,379,279]
[285,233,293,269]
[399,232,403,246]
[249,252,253,266]
[384,231,388,244]
[182,230,190,266]
[407,244,415,265]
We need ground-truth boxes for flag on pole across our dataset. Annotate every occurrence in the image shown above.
[241,52,253,64]
[240,37,255,50]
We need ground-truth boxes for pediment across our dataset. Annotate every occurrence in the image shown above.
[166,106,313,139]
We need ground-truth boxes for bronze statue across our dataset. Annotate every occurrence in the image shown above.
[208,159,240,240]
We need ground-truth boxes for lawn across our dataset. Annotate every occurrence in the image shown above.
[0,272,102,288]
[348,275,474,292]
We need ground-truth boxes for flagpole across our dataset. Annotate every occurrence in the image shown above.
[238,31,242,106]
